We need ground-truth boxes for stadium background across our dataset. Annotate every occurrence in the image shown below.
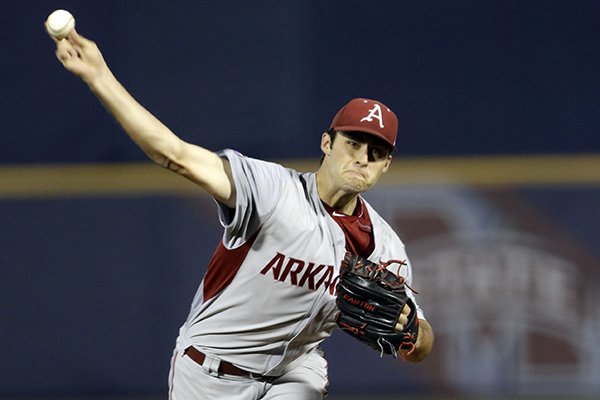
[1,1,599,399]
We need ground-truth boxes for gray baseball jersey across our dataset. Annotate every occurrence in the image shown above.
[175,149,424,376]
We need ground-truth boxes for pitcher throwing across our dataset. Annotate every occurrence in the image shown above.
[47,21,434,400]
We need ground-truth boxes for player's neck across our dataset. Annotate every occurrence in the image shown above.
[323,195,359,215]
[315,170,359,215]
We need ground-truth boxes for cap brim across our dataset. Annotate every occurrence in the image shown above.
[332,125,397,150]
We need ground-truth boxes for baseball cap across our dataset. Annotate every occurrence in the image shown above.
[330,98,398,149]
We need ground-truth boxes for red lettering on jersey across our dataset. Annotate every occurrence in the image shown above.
[279,258,305,285]
[261,253,338,294]
[298,263,327,290]
[329,275,340,296]
[315,265,334,291]
[260,252,286,279]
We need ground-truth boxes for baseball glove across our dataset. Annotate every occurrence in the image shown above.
[335,252,419,358]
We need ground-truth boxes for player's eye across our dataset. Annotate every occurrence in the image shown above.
[370,147,387,160]
[346,140,360,149]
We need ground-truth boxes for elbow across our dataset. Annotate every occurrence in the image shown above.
[146,140,186,173]
[152,153,184,173]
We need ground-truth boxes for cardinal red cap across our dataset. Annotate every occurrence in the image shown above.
[330,98,398,148]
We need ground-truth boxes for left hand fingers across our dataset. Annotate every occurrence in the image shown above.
[395,304,410,331]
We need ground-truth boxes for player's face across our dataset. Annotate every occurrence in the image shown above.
[320,131,392,193]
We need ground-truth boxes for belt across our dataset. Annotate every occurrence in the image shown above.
[184,346,258,378]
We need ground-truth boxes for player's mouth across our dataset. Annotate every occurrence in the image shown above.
[344,170,367,179]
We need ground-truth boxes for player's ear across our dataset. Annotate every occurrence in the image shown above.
[382,154,392,173]
[320,132,333,155]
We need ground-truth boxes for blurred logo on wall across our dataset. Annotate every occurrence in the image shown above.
[366,186,600,396]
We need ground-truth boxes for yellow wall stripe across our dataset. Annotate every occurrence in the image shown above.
[0,154,598,199]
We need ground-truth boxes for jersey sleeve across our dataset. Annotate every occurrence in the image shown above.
[216,149,286,248]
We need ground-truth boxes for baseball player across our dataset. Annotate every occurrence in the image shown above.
[48,27,434,400]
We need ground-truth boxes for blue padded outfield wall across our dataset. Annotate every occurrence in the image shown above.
[1,1,600,399]
[4,0,600,163]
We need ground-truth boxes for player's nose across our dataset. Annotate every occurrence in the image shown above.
[353,145,369,165]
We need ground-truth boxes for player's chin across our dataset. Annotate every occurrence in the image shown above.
[342,178,372,194]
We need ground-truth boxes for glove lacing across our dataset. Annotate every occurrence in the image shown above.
[378,258,419,294]
[376,333,417,360]
[378,258,419,360]
[377,337,397,358]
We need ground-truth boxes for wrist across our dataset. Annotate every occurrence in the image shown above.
[87,67,118,95]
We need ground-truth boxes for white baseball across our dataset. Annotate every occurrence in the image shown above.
[47,9,75,40]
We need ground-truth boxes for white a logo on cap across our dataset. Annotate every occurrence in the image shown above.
[360,104,384,128]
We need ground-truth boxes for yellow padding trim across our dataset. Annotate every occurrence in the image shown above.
[0,154,598,198]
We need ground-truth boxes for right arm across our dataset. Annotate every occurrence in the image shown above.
[49,27,236,208]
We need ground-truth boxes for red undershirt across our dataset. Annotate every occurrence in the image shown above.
[322,197,375,258]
